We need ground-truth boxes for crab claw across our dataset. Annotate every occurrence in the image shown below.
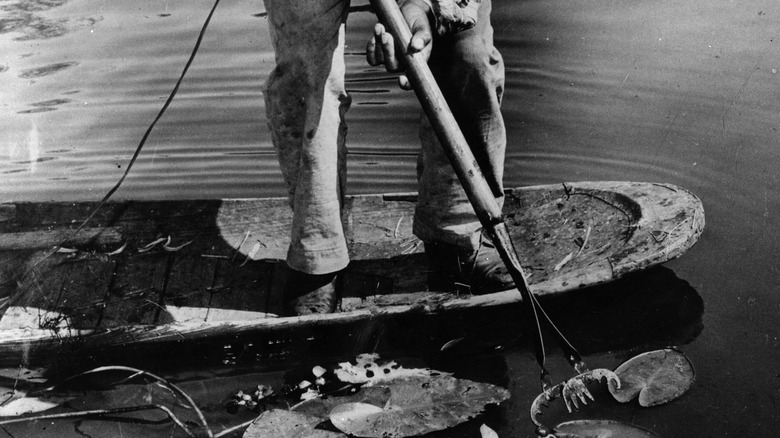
[561,368,621,413]
[530,369,622,426]
[561,376,593,412]
[530,381,564,427]
[588,368,621,390]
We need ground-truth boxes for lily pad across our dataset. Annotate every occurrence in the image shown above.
[480,424,499,438]
[295,386,392,419]
[243,409,344,438]
[334,353,443,386]
[327,375,510,437]
[608,348,694,407]
[554,419,660,438]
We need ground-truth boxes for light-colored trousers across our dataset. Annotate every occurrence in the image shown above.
[263,0,505,274]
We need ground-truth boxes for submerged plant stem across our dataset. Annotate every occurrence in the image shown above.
[0,404,196,437]
[45,365,214,437]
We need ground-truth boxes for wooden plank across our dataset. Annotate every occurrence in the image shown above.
[0,228,124,250]
[10,254,116,328]
[103,252,169,326]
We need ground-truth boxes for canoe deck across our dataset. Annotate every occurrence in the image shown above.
[0,181,704,367]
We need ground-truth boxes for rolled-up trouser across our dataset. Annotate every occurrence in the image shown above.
[263,0,505,275]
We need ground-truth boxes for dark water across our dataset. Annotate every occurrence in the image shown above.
[1,0,779,436]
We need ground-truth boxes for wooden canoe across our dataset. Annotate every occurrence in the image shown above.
[0,181,704,368]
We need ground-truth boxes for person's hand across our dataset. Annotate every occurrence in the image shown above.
[365,0,433,90]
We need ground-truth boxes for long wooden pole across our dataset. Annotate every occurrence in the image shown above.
[368,0,585,380]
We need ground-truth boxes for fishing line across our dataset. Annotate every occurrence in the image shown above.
[0,0,223,300]
[23,0,222,272]
[70,0,223,239]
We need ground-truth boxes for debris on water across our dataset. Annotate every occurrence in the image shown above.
[480,423,499,437]
[1,356,507,438]
[0,390,77,416]
[0,365,213,437]
[0,366,48,384]
[608,348,695,407]
[553,419,660,437]
[228,385,275,411]
[312,365,327,378]
[327,374,508,437]
[440,336,466,351]
[237,354,508,438]
[243,409,343,437]
[334,353,441,386]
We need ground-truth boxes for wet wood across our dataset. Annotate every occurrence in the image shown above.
[0,182,704,367]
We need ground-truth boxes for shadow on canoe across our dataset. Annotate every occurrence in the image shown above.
[0,182,704,373]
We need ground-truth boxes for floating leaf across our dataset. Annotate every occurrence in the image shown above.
[608,348,694,407]
[294,386,392,420]
[0,391,77,416]
[480,423,499,438]
[312,365,327,378]
[243,409,344,438]
[554,419,660,438]
[327,375,509,437]
[330,402,385,431]
[334,353,444,386]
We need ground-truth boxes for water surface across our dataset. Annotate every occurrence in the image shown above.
[1,0,779,436]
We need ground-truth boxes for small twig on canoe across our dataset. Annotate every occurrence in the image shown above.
[651,216,689,243]
[105,241,128,256]
[144,298,168,314]
[239,242,262,267]
[580,241,612,259]
[553,252,573,271]
[138,236,168,253]
[163,239,193,252]
[358,220,395,235]
[394,215,404,238]
[231,230,251,261]
[0,404,196,437]
[401,239,422,255]
[574,226,591,259]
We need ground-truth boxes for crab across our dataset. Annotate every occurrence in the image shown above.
[530,368,621,436]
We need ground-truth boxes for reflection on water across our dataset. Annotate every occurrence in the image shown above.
[1,0,99,41]
[1,0,780,436]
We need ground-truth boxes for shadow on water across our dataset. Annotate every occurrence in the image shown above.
[0,190,703,436]
[369,265,704,361]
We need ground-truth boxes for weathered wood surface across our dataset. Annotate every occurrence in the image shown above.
[0,181,704,366]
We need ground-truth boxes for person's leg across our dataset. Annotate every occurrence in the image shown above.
[263,0,351,313]
[413,0,511,293]
[264,0,351,275]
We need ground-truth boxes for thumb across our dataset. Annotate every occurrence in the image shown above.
[400,1,433,54]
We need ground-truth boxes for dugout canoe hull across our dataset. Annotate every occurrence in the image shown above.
[0,181,704,367]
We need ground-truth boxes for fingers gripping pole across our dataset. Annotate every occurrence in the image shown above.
[369,0,546,365]
[369,0,503,226]
[369,0,586,380]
